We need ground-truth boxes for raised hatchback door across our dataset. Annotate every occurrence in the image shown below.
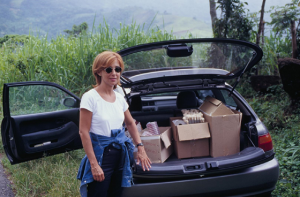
[1,82,82,164]
[119,38,262,89]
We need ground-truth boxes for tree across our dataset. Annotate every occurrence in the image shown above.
[297,24,300,59]
[213,0,253,41]
[209,0,217,33]
[64,22,88,37]
[270,0,300,58]
[256,0,266,46]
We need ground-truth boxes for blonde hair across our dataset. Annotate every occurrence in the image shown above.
[92,51,124,89]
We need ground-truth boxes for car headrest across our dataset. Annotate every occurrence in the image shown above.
[129,96,142,111]
[176,91,198,109]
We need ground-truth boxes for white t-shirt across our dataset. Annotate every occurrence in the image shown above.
[80,89,129,137]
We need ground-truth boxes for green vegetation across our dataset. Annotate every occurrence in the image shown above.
[214,0,254,41]
[0,34,30,48]
[239,83,300,196]
[2,150,85,197]
[64,22,89,37]
[0,21,177,98]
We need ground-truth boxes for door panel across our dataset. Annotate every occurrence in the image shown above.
[2,82,82,164]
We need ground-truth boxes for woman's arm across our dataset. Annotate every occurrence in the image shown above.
[79,108,105,182]
[124,110,152,171]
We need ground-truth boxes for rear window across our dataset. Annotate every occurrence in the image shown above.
[197,90,214,100]
[220,90,237,108]
[122,41,256,76]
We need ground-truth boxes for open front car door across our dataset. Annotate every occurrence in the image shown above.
[1,81,82,164]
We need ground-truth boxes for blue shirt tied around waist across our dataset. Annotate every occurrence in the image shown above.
[77,127,135,197]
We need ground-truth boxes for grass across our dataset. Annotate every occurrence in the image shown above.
[2,150,85,197]
[242,83,300,196]
[271,127,300,196]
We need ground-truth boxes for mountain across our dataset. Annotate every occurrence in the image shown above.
[0,0,291,39]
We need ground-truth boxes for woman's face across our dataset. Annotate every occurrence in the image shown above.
[99,59,122,87]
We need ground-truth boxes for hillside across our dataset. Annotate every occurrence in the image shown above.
[0,0,292,39]
[0,0,212,38]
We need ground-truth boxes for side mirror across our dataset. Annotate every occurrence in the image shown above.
[63,97,77,107]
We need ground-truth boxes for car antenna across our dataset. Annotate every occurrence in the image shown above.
[229,52,256,97]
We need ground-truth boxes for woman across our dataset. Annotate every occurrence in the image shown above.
[77,51,151,197]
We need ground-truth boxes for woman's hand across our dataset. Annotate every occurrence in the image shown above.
[123,110,152,171]
[136,146,152,171]
[91,165,105,182]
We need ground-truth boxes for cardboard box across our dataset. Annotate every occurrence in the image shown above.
[199,96,242,158]
[138,127,173,163]
[170,117,210,159]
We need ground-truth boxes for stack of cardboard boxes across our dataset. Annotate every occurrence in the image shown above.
[135,96,242,163]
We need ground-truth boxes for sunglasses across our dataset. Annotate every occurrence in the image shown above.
[104,66,122,74]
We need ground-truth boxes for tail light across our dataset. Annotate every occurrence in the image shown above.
[258,133,273,152]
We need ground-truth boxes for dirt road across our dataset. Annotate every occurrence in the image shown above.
[0,162,14,197]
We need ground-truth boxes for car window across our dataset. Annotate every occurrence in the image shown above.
[9,85,76,116]
[220,90,237,108]
[197,90,214,100]
[122,42,256,75]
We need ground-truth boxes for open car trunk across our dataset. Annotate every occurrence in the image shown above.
[118,38,273,181]
[127,87,275,180]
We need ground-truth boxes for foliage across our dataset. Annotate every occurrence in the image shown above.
[2,150,85,197]
[269,0,300,59]
[270,120,300,196]
[64,22,89,37]
[245,84,300,196]
[248,84,291,128]
[0,34,30,48]
[254,31,292,75]
[297,28,300,59]
[214,0,254,41]
[269,1,300,35]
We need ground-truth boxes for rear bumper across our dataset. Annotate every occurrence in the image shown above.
[122,158,279,197]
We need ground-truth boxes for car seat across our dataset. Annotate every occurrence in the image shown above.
[175,91,199,116]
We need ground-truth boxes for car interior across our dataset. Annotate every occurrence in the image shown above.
[122,87,273,181]
[129,88,254,157]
